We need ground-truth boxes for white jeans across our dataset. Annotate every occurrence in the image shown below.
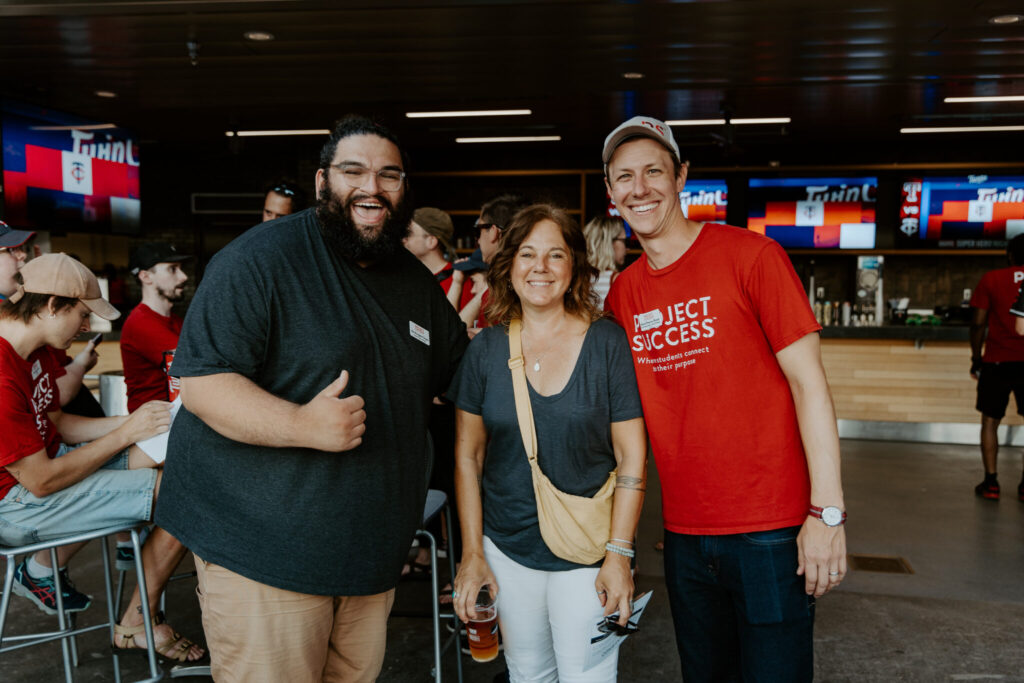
[484,536,618,683]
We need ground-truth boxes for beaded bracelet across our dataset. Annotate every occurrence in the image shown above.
[605,542,636,558]
[609,538,635,546]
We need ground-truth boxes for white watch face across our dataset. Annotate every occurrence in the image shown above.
[821,506,844,526]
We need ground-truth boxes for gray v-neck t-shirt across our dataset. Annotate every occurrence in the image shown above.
[447,317,642,571]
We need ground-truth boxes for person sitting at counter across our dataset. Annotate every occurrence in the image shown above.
[0,253,205,663]
[970,234,1024,503]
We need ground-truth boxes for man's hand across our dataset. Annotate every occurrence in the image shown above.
[295,370,366,452]
[73,339,100,372]
[970,356,983,379]
[120,401,173,444]
[796,517,847,597]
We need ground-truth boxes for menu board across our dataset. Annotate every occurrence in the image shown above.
[747,177,877,249]
[900,175,1024,247]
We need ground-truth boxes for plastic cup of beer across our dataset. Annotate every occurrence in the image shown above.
[466,586,499,663]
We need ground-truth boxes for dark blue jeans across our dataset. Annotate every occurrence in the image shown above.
[664,526,814,682]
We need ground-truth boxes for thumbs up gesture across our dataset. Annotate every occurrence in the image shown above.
[298,370,367,452]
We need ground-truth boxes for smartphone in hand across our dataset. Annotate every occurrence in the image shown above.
[90,332,104,346]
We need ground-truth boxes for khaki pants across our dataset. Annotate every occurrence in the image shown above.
[195,554,395,683]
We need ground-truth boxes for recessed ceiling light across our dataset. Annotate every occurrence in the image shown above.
[406,109,532,118]
[988,14,1023,24]
[900,125,1024,133]
[622,72,645,80]
[243,30,275,41]
[666,117,791,126]
[94,90,117,98]
[945,95,1024,103]
[456,136,561,143]
[225,129,330,137]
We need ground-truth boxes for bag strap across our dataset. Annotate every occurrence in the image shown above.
[507,319,538,464]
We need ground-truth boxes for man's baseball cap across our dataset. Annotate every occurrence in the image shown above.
[453,248,488,273]
[8,253,120,320]
[0,220,35,250]
[602,116,681,166]
[412,207,455,254]
[130,242,191,275]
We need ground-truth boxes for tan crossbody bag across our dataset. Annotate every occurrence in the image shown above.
[507,318,615,565]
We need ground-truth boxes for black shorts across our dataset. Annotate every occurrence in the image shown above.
[976,361,1024,419]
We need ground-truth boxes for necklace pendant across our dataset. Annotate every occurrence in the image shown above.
[533,361,541,372]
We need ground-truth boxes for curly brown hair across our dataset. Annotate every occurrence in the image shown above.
[484,204,601,326]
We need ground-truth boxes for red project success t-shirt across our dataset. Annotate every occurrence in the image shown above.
[0,338,64,499]
[970,266,1024,363]
[120,303,183,412]
[605,223,821,535]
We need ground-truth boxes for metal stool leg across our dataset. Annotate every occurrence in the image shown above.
[443,502,464,683]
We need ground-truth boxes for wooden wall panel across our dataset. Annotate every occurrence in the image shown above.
[820,339,1022,425]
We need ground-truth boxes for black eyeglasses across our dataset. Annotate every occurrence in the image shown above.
[475,222,502,233]
[598,617,638,636]
[330,163,406,192]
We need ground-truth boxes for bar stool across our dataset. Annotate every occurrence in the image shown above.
[417,489,464,683]
[1,522,162,683]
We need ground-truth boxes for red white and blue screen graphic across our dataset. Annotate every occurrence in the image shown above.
[747,177,877,249]
[679,180,728,222]
[2,108,140,231]
[902,176,1024,247]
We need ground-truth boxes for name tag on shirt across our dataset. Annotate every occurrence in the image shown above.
[409,321,430,346]
[637,309,664,331]
[31,360,42,380]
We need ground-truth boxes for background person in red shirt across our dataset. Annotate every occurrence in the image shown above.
[969,234,1024,502]
[602,116,845,682]
[121,242,191,412]
[403,207,456,290]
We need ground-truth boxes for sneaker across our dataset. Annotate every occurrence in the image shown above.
[116,526,150,571]
[975,479,1000,500]
[11,561,92,615]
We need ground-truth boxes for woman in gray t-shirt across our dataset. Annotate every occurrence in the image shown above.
[448,204,646,682]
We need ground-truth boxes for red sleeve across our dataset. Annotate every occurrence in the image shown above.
[970,272,991,310]
[745,240,821,353]
[0,380,47,468]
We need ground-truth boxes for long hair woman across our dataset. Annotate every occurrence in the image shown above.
[583,216,628,307]
[448,205,646,681]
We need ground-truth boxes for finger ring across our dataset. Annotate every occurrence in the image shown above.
[451,591,459,598]
[829,571,840,576]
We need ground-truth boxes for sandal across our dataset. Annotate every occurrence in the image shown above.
[438,583,454,606]
[112,610,204,663]
[401,560,432,581]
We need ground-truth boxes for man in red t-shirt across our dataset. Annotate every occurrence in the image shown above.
[403,207,456,291]
[602,116,846,682]
[121,242,190,412]
[969,235,1024,502]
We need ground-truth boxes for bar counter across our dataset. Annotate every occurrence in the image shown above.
[819,326,1022,427]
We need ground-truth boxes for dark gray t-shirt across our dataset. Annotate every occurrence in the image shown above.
[447,318,643,571]
[155,209,468,596]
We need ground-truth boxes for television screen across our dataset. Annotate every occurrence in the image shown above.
[680,179,728,222]
[747,177,877,248]
[2,102,140,233]
[607,179,728,225]
[900,175,1024,247]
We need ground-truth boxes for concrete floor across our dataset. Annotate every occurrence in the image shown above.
[2,439,1023,682]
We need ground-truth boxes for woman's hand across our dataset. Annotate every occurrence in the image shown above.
[452,550,498,623]
[595,553,633,625]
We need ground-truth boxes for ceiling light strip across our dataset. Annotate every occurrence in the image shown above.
[900,125,1024,133]
[456,136,561,143]
[225,129,330,137]
[666,117,791,126]
[407,109,532,119]
[944,96,1024,103]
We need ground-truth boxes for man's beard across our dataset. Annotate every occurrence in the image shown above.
[157,285,184,303]
[316,181,413,263]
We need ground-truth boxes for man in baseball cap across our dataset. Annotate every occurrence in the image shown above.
[404,207,456,287]
[122,242,191,412]
[0,220,36,301]
[602,115,845,682]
